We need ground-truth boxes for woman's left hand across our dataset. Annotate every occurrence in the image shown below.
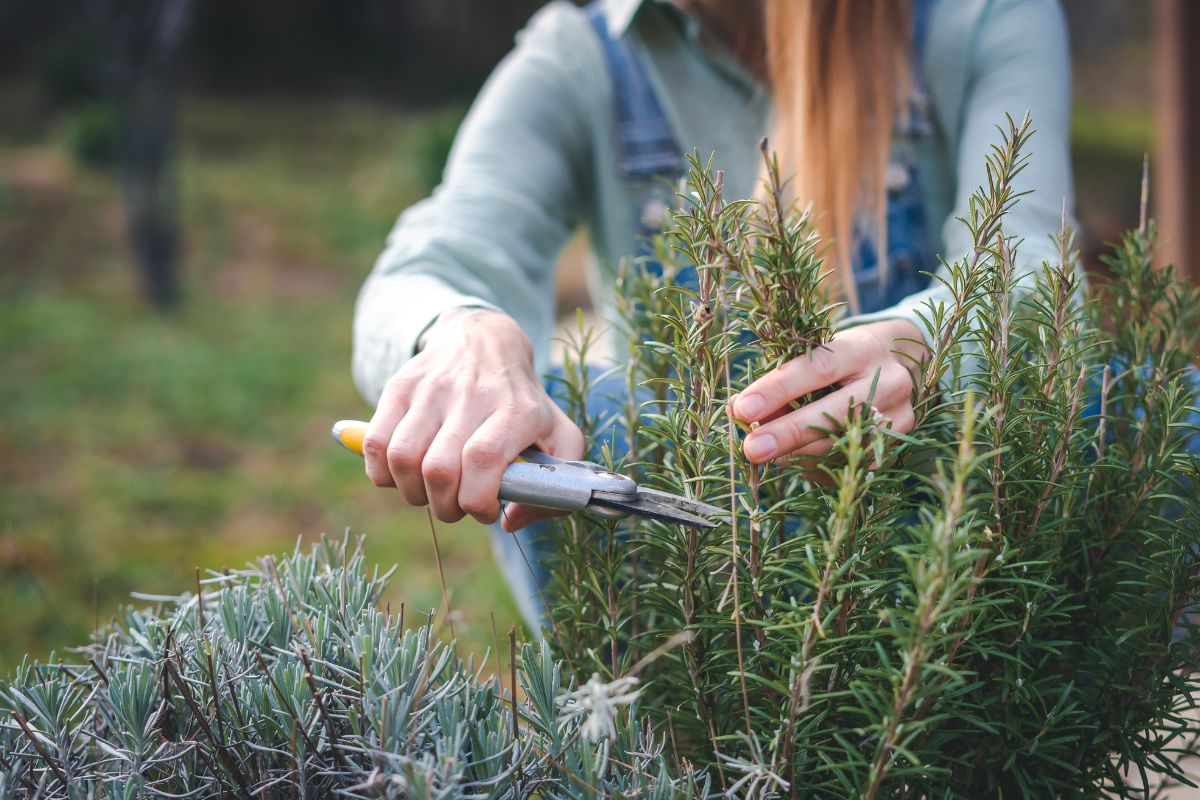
[731,319,926,464]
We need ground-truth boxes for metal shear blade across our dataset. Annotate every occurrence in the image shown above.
[589,488,726,528]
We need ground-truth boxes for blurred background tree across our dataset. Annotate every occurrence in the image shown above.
[0,0,1192,688]
[100,0,192,307]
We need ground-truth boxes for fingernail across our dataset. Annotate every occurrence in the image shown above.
[737,393,765,419]
[744,433,776,462]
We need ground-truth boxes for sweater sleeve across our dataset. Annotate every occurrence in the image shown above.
[842,0,1078,346]
[351,2,604,404]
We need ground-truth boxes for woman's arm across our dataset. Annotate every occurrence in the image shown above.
[733,0,1076,461]
[352,1,604,405]
[353,2,606,526]
[940,0,1074,283]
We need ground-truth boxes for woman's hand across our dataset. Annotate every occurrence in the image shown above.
[731,319,925,464]
[362,308,584,532]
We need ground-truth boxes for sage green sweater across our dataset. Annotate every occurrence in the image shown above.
[353,0,1075,403]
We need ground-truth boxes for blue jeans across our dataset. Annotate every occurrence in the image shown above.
[491,372,635,632]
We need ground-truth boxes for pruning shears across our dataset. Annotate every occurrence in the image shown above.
[331,420,724,528]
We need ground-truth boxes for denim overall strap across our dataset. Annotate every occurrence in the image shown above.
[914,0,934,60]
[585,1,685,260]
[585,2,683,180]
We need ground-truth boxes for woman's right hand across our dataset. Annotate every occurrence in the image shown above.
[361,308,585,531]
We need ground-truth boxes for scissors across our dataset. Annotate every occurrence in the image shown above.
[331,420,724,528]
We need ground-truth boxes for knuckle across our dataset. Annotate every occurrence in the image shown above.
[421,456,456,487]
[433,503,465,524]
[463,439,506,471]
[386,443,420,474]
[563,426,586,458]
[367,468,394,489]
[783,414,810,445]
[425,373,451,393]
[381,372,414,401]
[399,482,428,506]
[460,494,499,520]
[362,434,390,461]
[486,397,516,418]
[807,350,838,384]
[498,397,539,422]
[884,362,915,392]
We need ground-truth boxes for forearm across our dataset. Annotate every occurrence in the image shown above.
[352,2,603,405]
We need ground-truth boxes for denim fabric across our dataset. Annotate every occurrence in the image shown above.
[492,372,634,631]
[851,156,936,314]
[1080,361,1200,457]
[584,2,682,246]
[584,3,682,180]
[853,0,938,314]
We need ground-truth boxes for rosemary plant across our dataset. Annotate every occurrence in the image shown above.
[540,115,1200,798]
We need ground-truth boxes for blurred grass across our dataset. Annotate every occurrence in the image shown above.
[0,88,520,674]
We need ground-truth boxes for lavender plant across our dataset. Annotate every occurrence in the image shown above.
[0,536,704,797]
[540,115,1200,798]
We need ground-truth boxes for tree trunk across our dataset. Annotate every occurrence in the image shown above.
[96,0,192,307]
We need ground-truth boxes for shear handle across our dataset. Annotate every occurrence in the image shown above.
[500,448,637,510]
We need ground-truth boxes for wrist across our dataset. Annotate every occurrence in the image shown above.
[419,307,531,360]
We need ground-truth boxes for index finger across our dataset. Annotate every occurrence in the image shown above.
[732,339,867,423]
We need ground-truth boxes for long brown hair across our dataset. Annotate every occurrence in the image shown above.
[762,0,913,312]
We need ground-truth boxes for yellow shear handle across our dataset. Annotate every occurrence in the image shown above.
[331,420,369,456]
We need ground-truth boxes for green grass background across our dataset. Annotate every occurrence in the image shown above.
[0,92,520,673]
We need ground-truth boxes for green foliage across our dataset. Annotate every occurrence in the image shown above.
[0,536,702,797]
[541,115,1200,797]
[2,113,1197,797]
[62,100,120,168]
